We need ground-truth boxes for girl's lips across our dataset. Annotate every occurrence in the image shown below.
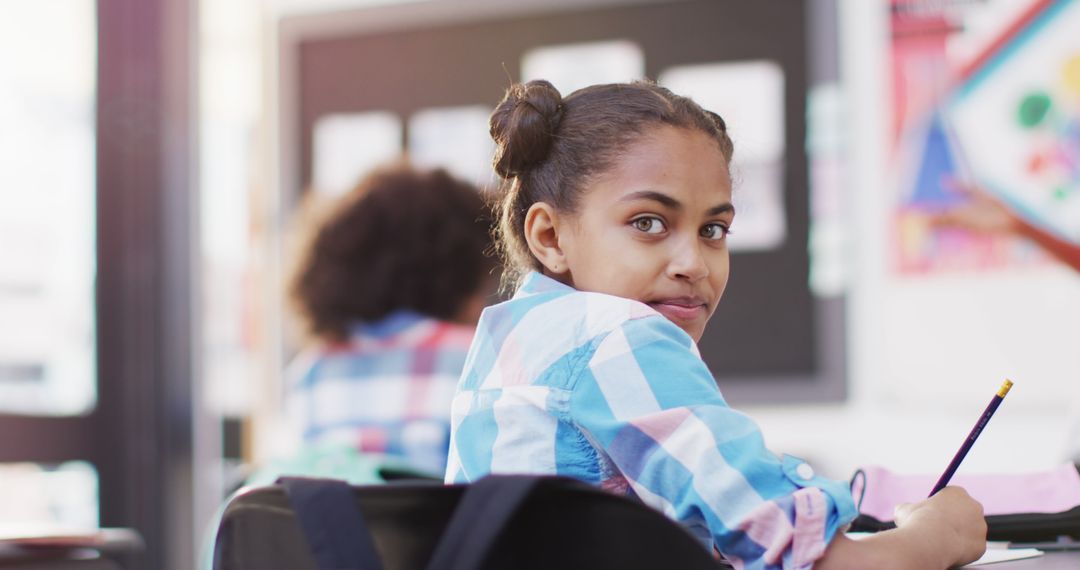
[648,300,707,322]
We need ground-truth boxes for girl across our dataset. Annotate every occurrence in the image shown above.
[445,80,986,569]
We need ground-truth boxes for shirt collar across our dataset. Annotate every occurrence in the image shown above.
[515,271,577,299]
[350,309,427,339]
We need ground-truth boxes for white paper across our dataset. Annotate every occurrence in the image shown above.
[312,112,402,197]
[408,105,495,188]
[659,61,787,252]
[961,547,1043,567]
[847,534,1044,567]
[521,40,644,95]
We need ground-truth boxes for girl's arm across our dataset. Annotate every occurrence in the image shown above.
[815,487,987,570]
[572,315,986,569]
[572,316,854,569]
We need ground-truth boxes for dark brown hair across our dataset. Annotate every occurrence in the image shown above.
[489,79,735,289]
[290,164,495,340]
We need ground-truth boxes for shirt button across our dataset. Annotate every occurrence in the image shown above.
[796,462,815,480]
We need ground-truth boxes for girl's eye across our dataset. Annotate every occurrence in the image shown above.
[700,223,730,240]
[631,216,666,234]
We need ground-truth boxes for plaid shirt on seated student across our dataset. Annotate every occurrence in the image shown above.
[446,272,857,568]
[287,310,475,475]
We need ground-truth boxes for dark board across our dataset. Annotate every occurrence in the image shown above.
[285,0,844,402]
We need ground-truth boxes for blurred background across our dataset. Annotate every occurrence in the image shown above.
[2,0,1079,568]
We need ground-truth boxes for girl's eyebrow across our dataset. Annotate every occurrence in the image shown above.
[707,203,735,216]
[621,190,735,216]
[621,190,681,209]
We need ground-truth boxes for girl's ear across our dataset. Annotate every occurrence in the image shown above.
[523,202,568,275]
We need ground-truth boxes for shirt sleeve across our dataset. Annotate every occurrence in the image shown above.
[569,315,857,570]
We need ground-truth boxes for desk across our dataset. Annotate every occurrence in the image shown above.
[0,552,120,570]
[990,551,1080,569]
[0,529,138,570]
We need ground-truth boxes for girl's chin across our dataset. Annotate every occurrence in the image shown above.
[647,303,709,340]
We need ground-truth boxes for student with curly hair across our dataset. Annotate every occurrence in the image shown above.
[285,163,496,475]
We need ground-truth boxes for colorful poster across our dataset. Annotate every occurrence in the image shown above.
[889,0,1078,273]
[950,0,1080,242]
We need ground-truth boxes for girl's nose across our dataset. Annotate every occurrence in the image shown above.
[667,239,709,282]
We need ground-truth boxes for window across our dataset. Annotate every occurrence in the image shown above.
[0,462,98,529]
[0,1,96,416]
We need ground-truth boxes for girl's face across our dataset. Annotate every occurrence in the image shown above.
[556,125,734,342]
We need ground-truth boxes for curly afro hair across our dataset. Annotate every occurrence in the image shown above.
[290,163,496,340]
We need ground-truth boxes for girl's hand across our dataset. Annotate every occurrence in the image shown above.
[893,486,987,567]
[815,487,985,569]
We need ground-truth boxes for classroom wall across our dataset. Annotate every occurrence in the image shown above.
[744,0,1080,481]
[258,0,1080,480]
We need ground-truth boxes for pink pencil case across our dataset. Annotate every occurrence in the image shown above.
[847,463,1080,542]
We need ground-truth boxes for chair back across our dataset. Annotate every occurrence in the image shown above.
[213,475,727,570]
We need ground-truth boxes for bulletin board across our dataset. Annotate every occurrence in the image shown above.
[279,0,845,403]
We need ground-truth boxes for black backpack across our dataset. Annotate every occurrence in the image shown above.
[213,474,731,570]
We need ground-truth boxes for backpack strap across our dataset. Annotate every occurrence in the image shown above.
[425,475,553,570]
[278,476,385,570]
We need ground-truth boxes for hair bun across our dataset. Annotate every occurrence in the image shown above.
[490,80,564,178]
[703,110,727,133]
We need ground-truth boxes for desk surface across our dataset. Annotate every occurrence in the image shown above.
[0,555,119,570]
[991,550,1080,569]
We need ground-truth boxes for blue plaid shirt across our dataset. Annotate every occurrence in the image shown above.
[286,310,475,475]
[446,272,856,569]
